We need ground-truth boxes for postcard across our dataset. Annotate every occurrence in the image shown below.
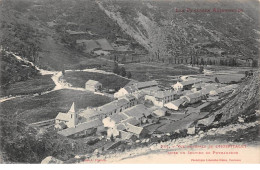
[0,0,259,164]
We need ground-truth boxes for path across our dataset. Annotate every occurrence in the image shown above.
[0,50,116,103]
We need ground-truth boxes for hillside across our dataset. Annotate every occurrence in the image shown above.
[0,50,40,90]
[1,0,259,72]
[0,0,148,71]
[77,73,260,163]
[213,71,259,125]
[99,0,260,62]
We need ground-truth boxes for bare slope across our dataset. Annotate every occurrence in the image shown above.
[99,0,260,61]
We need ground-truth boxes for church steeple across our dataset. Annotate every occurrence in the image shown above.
[69,102,75,113]
[67,102,77,128]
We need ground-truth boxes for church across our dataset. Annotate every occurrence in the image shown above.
[55,102,78,129]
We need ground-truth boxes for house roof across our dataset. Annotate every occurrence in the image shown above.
[124,80,139,87]
[196,102,211,110]
[180,79,202,86]
[141,86,160,94]
[57,119,103,137]
[85,80,101,86]
[98,98,129,113]
[83,97,134,118]
[96,39,114,51]
[56,102,75,121]
[123,104,151,119]
[171,98,185,107]
[125,123,143,135]
[110,112,129,124]
[76,40,100,53]
[183,92,202,100]
[123,95,136,101]
[153,109,166,117]
[119,130,133,140]
[200,85,218,95]
[116,98,129,107]
[122,81,158,93]
[116,123,127,131]
[56,112,70,121]
[123,85,138,93]
[134,80,158,89]
[152,90,176,99]
[98,101,118,113]
[164,98,185,109]
[121,117,139,126]
[79,109,101,119]
[132,91,146,99]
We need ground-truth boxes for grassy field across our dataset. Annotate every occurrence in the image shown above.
[214,73,245,83]
[63,71,130,90]
[0,75,55,97]
[114,62,199,87]
[0,89,112,124]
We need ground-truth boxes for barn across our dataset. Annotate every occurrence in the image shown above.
[85,80,102,92]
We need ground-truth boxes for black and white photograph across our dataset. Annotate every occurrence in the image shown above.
[0,0,259,164]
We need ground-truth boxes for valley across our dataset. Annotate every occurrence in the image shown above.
[0,0,259,164]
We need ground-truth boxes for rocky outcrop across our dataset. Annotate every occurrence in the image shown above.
[216,72,259,124]
[41,156,63,164]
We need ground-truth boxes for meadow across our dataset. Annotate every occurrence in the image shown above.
[63,71,130,90]
[1,75,55,97]
[0,89,112,124]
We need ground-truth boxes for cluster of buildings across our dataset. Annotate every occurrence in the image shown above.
[114,80,159,98]
[76,38,114,55]
[63,23,135,56]
[54,75,239,140]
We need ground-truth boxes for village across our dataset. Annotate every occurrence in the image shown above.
[53,72,240,144]
[48,21,249,144]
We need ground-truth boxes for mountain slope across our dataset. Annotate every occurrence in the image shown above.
[98,0,260,61]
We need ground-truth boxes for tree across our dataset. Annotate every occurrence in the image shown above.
[126,72,132,78]
[252,60,258,67]
[120,67,126,77]
[121,56,126,63]
[245,71,249,77]
[113,62,120,75]
[215,77,220,83]
[208,59,212,65]
[199,66,204,74]
[200,58,204,65]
